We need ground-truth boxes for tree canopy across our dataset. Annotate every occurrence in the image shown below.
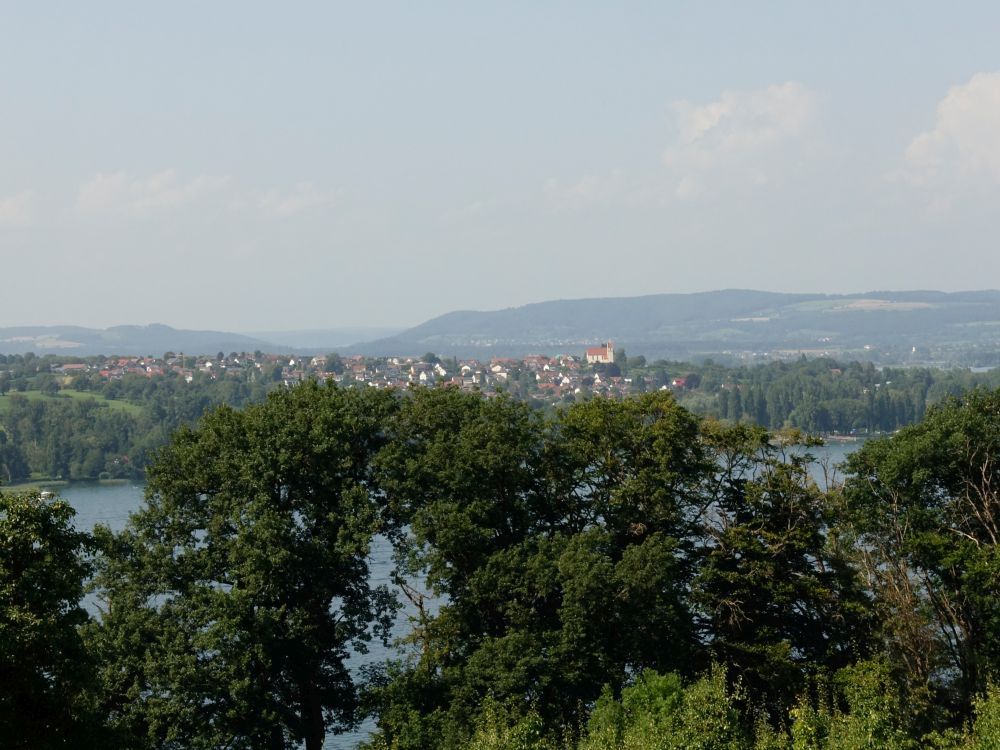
[10,382,1000,748]
[89,382,399,750]
[0,491,99,748]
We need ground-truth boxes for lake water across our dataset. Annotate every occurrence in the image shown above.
[57,440,861,749]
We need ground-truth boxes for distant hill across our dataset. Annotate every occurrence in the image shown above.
[9,290,1000,360]
[0,324,283,356]
[240,327,405,351]
[348,289,1000,359]
[0,325,409,357]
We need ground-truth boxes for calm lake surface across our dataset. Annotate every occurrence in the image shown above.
[58,440,860,749]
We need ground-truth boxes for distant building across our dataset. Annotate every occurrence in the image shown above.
[585,342,614,365]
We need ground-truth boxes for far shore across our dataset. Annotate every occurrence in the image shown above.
[1,478,133,492]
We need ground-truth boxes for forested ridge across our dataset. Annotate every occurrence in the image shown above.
[7,383,1000,748]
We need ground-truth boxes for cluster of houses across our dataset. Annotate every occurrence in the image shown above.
[48,342,690,404]
[306,352,640,401]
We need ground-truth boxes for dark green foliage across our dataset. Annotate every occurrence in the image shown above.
[88,382,399,750]
[0,491,100,748]
[14,376,1000,748]
[694,424,872,713]
[368,390,845,748]
[845,389,1000,712]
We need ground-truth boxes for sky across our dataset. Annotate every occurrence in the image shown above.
[2,1,1000,331]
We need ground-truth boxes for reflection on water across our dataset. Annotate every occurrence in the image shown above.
[55,440,862,749]
[801,440,859,487]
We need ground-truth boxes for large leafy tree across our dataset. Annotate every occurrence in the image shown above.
[0,490,99,748]
[371,388,547,748]
[844,389,1000,713]
[693,424,872,715]
[370,391,712,748]
[89,382,398,750]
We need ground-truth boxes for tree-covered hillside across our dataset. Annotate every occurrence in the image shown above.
[0,353,277,484]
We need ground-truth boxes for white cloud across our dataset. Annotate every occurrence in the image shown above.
[543,170,627,209]
[902,72,1000,188]
[540,83,821,209]
[0,190,36,226]
[662,82,821,198]
[76,169,230,220]
[258,182,342,218]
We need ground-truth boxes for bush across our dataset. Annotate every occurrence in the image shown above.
[580,666,747,750]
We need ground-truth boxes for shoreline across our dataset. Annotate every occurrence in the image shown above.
[2,478,132,492]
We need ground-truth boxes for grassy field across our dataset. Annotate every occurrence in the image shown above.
[0,389,143,416]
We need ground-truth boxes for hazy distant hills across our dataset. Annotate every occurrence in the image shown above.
[241,327,404,351]
[349,289,1000,359]
[0,324,406,356]
[0,325,284,356]
[7,290,1000,359]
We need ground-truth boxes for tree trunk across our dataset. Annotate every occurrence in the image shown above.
[303,681,324,750]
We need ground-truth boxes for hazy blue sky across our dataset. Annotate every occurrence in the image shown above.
[3,2,1000,330]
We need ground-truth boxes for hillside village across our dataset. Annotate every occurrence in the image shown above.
[6,343,1000,489]
[0,343,698,486]
[7,341,981,440]
[17,343,686,406]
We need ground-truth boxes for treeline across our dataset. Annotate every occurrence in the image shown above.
[636,356,1000,433]
[0,366,275,483]
[0,398,144,482]
[7,383,1000,748]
